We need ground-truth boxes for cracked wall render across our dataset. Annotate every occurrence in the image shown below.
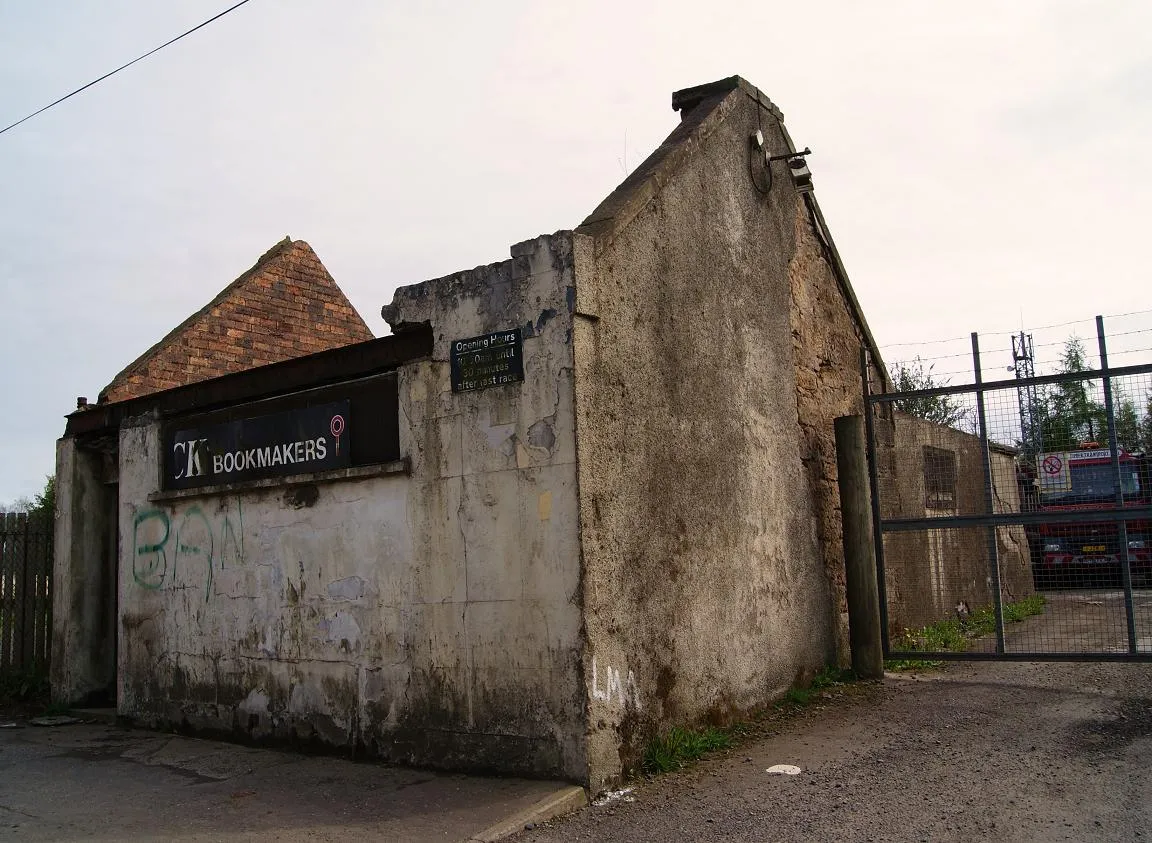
[114,235,584,780]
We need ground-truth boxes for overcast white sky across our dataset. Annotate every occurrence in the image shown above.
[2,0,1150,503]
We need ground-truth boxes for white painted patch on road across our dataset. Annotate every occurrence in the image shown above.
[593,787,636,806]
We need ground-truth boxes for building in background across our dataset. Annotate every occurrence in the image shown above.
[875,411,1033,634]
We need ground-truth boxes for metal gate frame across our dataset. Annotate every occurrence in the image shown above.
[864,316,1152,662]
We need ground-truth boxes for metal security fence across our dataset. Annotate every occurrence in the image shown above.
[0,512,53,674]
[866,315,1152,660]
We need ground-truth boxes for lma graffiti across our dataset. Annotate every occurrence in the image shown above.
[132,501,245,601]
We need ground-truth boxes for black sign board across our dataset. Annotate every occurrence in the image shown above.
[450,328,524,393]
[164,400,351,490]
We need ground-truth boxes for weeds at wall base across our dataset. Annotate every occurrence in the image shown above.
[641,726,733,774]
[0,667,48,703]
[638,665,862,777]
[0,666,53,718]
[885,594,1048,672]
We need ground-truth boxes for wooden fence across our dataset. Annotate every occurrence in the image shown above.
[0,512,53,675]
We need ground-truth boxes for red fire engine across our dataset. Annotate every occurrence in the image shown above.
[1032,445,1151,588]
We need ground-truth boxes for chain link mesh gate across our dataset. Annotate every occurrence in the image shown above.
[864,316,1152,661]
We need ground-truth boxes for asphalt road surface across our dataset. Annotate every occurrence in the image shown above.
[517,660,1152,842]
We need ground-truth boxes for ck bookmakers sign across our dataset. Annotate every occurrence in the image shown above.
[164,401,351,490]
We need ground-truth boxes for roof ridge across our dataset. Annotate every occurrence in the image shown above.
[574,75,888,391]
[670,75,783,121]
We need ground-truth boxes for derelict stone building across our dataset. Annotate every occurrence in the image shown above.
[54,76,889,790]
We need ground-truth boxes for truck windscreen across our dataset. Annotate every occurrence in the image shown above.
[1042,463,1141,502]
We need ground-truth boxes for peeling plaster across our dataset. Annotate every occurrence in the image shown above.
[327,576,366,602]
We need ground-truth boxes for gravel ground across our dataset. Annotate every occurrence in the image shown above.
[515,661,1152,842]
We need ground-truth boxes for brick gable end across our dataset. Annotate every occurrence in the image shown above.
[100,239,373,403]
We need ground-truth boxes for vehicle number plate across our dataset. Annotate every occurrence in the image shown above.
[1082,544,1107,553]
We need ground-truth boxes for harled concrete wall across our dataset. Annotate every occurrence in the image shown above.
[571,90,841,789]
[114,235,585,779]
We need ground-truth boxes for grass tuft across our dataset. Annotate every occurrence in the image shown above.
[641,725,733,774]
[810,665,855,690]
[1004,593,1047,623]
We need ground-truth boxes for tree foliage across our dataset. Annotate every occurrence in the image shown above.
[1143,392,1152,453]
[1026,336,1151,454]
[1114,391,1142,453]
[888,357,972,429]
[31,475,55,522]
[1,475,55,522]
[892,335,1152,454]
[1033,338,1107,451]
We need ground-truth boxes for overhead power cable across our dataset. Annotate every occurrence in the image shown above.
[0,0,254,137]
[880,308,1152,350]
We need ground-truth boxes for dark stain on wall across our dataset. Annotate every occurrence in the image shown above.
[284,484,319,509]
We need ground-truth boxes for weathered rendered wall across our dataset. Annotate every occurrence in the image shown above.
[52,438,117,704]
[384,232,584,778]
[787,200,885,661]
[876,411,1033,633]
[115,234,585,779]
[572,84,842,789]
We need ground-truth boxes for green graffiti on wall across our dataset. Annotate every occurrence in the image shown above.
[131,499,244,601]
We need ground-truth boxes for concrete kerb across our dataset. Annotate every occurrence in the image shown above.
[467,785,589,842]
[70,707,120,725]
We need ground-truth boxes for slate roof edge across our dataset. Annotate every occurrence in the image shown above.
[801,191,890,392]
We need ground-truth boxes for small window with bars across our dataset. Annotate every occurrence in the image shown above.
[923,446,957,510]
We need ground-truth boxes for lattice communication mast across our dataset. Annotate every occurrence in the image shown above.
[1012,331,1043,455]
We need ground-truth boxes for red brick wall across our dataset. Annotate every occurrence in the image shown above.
[101,240,373,403]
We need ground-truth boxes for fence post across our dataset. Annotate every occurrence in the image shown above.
[13,513,29,670]
[861,348,891,655]
[836,414,885,679]
[0,513,9,671]
[1096,315,1138,654]
[971,333,1007,654]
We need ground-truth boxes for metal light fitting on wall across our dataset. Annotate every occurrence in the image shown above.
[749,130,814,194]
